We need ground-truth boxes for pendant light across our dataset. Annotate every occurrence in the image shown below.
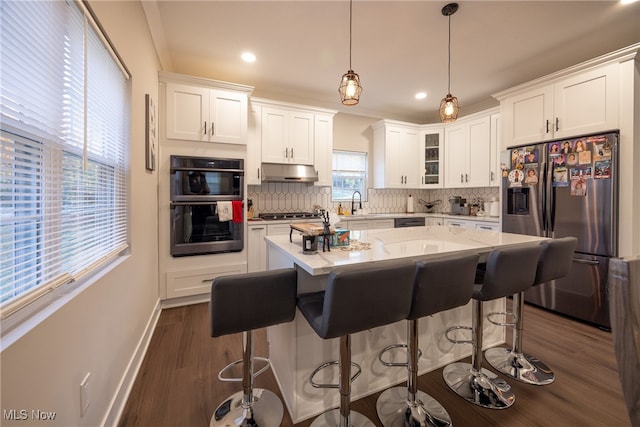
[439,2,459,123]
[338,0,362,106]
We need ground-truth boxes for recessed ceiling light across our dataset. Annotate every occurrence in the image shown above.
[620,0,637,4]
[241,52,256,63]
[415,92,427,100]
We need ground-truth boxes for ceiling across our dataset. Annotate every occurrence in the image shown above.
[142,1,640,123]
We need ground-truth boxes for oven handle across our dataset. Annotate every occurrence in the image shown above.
[171,201,219,207]
[171,167,245,174]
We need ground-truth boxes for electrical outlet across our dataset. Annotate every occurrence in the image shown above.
[80,372,91,417]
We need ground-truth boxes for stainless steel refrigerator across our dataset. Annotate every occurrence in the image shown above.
[502,131,618,329]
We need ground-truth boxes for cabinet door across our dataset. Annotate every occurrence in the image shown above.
[467,116,491,187]
[385,128,403,188]
[289,111,314,165]
[209,90,247,145]
[475,222,499,231]
[444,218,473,229]
[166,83,209,141]
[444,124,467,188]
[261,107,288,163]
[314,114,333,186]
[248,226,267,272]
[502,86,553,146]
[246,104,262,185]
[402,128,420,187]
[489,114,501,187]
[369,219,395,229]
[553,63,619,139]
[420,127,444,188]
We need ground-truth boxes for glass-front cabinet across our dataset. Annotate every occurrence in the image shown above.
[420,126,444,188]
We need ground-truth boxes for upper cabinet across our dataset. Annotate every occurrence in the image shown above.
[164,79,251,145]
[497,62,619,147]
[419,125,444,188]
[261,106,314,164]
[247,98,336,185]
[444,113,493,188]
[372,120,420,188]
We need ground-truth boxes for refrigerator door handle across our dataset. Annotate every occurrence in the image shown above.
[573,258,599,266]
[541,159,548,235]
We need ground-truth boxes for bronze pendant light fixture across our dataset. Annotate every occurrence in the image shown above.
[439,2,460,123]
[339,0,362,106]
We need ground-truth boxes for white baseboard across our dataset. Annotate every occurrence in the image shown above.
[101,298,162,427]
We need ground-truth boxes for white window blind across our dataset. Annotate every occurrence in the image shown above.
[332,151,367,201]
[0,0,130,318]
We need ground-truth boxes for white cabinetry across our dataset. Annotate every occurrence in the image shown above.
[444,113,492,188]
[165,80,250,145]
[166,264,246,299]
[262,107,314,165]
[419,126,444,188]
[344,219,395,230]
[489,113,501,187]
[246,103,262,185]
[444,218,499,231]
[499,62,619,146]
[248,99,336,184]
[373,120,420,188]
[314,114,334,186]
[247,225,267,272]
[425,216,443,226]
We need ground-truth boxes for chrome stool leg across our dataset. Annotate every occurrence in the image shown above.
[210,331,284,427]
[443,299,515,409]
[376,320,452,427]
[484,292,554,385]
[310,335,375,427]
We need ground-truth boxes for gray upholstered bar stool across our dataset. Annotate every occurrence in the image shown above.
[442,244,541,409]
[209,268,297,427]
[375,253,479,427]
[297,260,416,427]
[484,237,577,385]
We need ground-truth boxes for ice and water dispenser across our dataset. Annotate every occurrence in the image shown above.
[506,187,529,215]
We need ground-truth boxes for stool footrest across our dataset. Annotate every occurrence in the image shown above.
[487,311,517,327]
[445,325,473,345]
[310,360,361,389]
[217,356,270,382]
[378,343,423,367]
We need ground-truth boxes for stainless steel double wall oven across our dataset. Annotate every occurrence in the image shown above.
[170,155,244,256]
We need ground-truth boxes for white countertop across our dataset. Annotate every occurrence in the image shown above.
[248,212,499,226]
[265,225,544,276]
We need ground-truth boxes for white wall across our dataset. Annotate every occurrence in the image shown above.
[0,1,161,426]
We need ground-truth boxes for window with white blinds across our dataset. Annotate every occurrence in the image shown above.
[0,0,130,318]
[332,151,368,201]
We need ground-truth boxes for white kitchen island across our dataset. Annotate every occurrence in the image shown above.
[265,225,546,423]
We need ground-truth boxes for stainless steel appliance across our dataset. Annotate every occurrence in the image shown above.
[502,131,618,329]
[170,155,244,256]
[394,217,426,228]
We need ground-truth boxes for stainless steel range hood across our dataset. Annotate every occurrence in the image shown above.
[261,163,318,183]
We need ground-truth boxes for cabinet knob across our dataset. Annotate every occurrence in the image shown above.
[258,168,260,179]
[291,148,293,158]
[545,119,550,134]
[204,121,207,135]
[460,174,463,183]
[465,174,468,183]
[491,171,495,181]
[555,117,559,132]
[211,122,215,136]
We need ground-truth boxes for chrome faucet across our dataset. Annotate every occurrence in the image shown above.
[351,191,362,215]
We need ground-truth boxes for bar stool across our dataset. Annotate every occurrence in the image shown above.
[375,253,479,427]
[442,244,541,409]
[297,260,416,427]
[209,268,297,427]
[484,237,577,385]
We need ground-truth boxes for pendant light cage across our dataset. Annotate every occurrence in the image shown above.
[339,0,362,106]
[440,2,459,123]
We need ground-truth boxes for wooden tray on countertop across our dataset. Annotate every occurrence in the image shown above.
[290,223,334,236]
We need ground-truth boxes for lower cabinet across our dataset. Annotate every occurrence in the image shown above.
[344,219,395,230]
[425,216,443,226]
[444,218,499,231]
[166,263,246,299]
[248,225,267,273]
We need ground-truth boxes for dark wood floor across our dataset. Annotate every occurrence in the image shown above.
[119,301,631,427]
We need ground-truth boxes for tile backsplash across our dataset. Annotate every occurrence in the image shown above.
[248,184,500,214]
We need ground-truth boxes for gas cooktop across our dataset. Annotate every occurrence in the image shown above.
[258,212,321,221]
